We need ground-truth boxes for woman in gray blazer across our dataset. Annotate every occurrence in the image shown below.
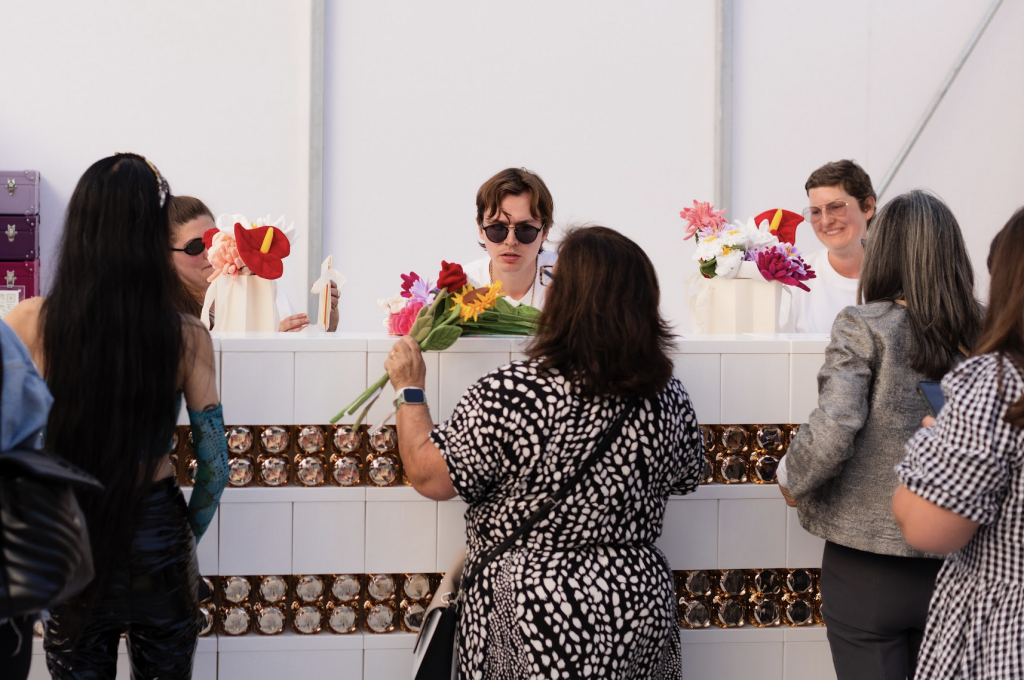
[777,190,983,680]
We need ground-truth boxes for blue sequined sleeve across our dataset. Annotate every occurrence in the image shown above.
[187,405,229,543]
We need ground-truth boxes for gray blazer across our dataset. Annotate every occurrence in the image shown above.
[786,302,947,558]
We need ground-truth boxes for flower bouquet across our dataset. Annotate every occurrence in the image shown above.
[200,214,295,332]
[680,201,815,333]
[332,261,540,425]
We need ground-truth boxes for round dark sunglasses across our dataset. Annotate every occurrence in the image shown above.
[482,223,542,244]
[170,238,206,256]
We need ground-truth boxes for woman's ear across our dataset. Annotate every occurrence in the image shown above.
[864,197,876,221]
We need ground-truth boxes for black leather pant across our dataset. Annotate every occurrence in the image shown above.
[44,477,201,680]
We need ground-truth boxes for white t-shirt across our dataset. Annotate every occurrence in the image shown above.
[464,250,557,310]
[789,249,859,334]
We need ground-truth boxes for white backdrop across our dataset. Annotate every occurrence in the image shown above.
[732,0,1022,301]
[0,0,313,306]
[323,0,718,332]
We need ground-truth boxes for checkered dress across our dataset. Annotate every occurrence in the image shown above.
[896,353,1024,679]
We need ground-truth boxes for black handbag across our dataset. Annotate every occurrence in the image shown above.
[412,398,640,680]
[0,344,102,620]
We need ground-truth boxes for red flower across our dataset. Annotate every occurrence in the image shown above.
[756,246,816,292]
[234,223,291,280]
[400,271,420,299]
[388,301,424,336]
[202,227,219,250]
[437,261,467,292]
[754,208,803,245]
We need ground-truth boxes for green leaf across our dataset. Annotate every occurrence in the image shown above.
[494,297,517,314]
[420,325,463,352]
[699,258,717,278]
[432,291,450,325]
[409,296,440,343]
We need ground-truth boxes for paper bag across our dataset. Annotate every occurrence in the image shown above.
[201,275,280,332]
[688,261,785,334]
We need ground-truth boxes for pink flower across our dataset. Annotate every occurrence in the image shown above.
[400,272,420,299]
[756,246,817,292]
[680,200,727,240]
[388,300,424,336]
[206,231,247,282]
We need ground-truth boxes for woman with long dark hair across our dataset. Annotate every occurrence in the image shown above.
[893,207,1024,678]
[777,190,983,680]
[5,154,228,679]
[386,226,704,678]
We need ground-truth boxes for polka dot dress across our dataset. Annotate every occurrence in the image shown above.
[430,360,704,679]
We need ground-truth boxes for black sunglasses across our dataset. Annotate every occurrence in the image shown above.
[171,238,206,256]
[482,222,543,245]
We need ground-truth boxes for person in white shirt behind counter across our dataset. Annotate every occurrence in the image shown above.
[790,160,877,333]
[463,167,557,310]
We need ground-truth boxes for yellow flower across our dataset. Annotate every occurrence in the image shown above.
[452,281,503,322]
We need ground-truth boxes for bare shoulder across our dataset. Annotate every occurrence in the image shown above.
[4,296,45,357]
[180,313,213,355]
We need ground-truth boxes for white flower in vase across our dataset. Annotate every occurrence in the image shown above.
[715,247,746,278]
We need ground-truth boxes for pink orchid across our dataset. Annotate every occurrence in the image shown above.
[680,200,728,240]
[400,272,420,299]
[206,232,248,282]
[756,246,817,292]
[388,300,424,336]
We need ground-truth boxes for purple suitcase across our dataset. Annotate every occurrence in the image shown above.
[0,170,40,216]
[0,259,39,319]
[0,216,39,260]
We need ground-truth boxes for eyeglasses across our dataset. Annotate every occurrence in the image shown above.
[801,200,849,225]
[540,265,554,286]
[482,222,543,245]
[170,237,206,256]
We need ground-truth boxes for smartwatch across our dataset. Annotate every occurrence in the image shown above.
[394,386,427,409]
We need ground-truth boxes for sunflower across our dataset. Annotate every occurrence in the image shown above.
[452,281,503,322]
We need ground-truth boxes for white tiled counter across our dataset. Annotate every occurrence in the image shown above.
[28,332,836,680]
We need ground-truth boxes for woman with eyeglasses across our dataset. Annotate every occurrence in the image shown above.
[789,160,876,333]
[167,196,339,331]
[4,154,229,678]
[463,168,557,309]
[777,190,983,680]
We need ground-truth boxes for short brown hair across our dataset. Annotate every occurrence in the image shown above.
[973,206,1024,426]
[527,226,674,398]
[805,159,877,217]
[476,168,554,229]
[168,195,214,230]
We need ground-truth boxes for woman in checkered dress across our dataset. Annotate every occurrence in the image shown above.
[894,208,1024,679]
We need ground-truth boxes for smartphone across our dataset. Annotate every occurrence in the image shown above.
[917,380,945,418]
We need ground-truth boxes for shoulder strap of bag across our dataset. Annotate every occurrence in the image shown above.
[461,397,641,594]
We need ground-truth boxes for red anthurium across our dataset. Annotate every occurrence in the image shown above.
[754,208,803,245]
[202,227,220,250]
[437,260,467,292]
[234,223,291,280]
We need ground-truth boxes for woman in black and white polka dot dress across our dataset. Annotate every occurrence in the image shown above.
[387,227,704,679]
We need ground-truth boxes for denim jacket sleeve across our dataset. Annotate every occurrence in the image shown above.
[1,321,52,451]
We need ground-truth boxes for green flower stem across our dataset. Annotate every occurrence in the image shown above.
[329,304,464,425]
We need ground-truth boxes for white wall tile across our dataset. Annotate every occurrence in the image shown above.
[721,354,790,424]
[295,352,367,424]
[786,507,825,569]
[438,352,511,423]
[436,499,468,572]
[193,652,218,680]
[218,651,362,679]
[673,354,722,424]
[218,502,292,575]
[657,499,718,570]
[365,501,437,573]
[364,649,413,680]
[789,354,824,424]
[681,641,784,680]
[196,508,219,575]
[293,501,365,574]
[784,641,837,680]
[718,499,787,568]
[221,351,295,424]
[362,352,439,427]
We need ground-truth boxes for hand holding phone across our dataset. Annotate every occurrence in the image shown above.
[917,380,945,419]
